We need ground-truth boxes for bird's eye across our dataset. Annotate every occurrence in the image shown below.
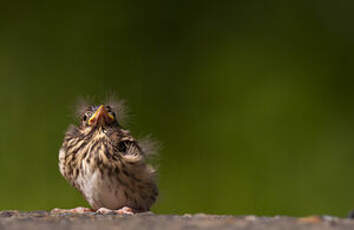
[118,141,127,153]
[83,112,92,122]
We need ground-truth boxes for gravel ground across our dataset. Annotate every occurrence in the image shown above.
[0,211,353,230]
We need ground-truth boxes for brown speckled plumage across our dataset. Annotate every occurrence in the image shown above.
[58,99,158,213]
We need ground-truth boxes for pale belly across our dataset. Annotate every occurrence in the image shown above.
[76,170,128,210]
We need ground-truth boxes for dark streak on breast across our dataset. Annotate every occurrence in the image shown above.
[104,148,112,159]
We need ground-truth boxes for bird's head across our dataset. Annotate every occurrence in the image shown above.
[80,105,118,129]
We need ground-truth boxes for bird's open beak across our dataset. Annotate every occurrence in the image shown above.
[88,105,114,126]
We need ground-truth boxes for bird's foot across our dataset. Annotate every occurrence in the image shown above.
[96,206,134,215]
[51,207,94,214]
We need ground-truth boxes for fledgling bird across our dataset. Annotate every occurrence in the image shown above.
[53,98,158,215]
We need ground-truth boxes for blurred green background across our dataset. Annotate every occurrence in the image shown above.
[1,0,354,217]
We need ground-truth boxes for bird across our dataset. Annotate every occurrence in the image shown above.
[52,98,158,215]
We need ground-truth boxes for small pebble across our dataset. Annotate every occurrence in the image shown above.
[348,210,354,219]
[245,215,257,221]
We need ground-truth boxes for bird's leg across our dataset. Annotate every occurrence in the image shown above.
[51,207,94,214]
[96,206,134,215]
